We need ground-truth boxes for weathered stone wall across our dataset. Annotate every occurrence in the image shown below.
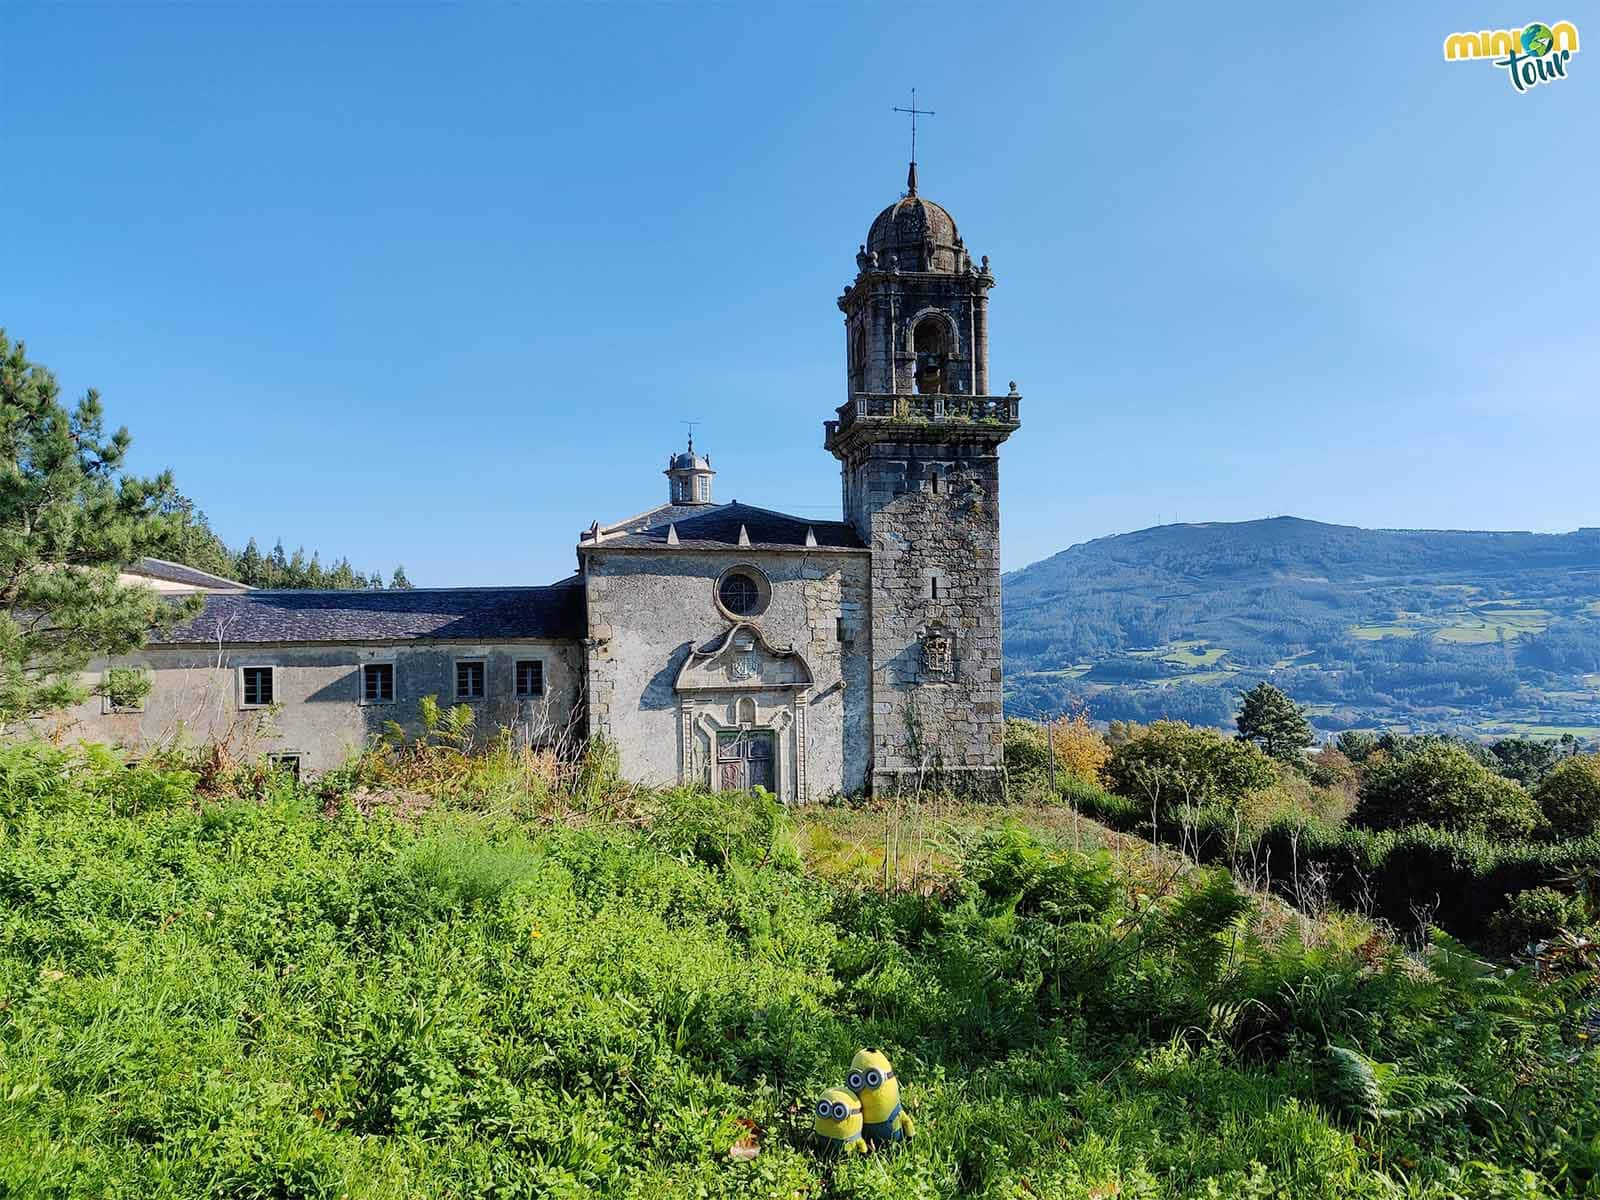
[842,436,1006,795]
[55,639,584,774]
[582,548,871,799]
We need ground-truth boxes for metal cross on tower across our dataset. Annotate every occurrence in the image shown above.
[892,89,934,195]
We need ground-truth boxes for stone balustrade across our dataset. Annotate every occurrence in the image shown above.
[824,392,1021,449]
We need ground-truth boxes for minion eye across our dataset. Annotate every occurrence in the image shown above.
[848,1072,863,1090]
[866,1069,883,1086]
[832,1102,848,1121]
[816,1099,832,1118]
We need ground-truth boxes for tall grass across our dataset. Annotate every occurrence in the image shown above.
[2,739,1598,1197]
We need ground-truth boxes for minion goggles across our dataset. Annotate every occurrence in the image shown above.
[816,1098,862,1121]
[847,1068,895,1090]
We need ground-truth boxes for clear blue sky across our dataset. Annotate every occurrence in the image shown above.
[4,3,1594,586]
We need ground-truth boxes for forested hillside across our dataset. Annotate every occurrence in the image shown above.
[1003,517,1600,738]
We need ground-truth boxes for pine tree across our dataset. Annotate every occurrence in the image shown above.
[390,565,413,590]
[158,494,237,579]
[0,331,198,722]
[235,538,264,586]
[267,540,289,587]
[1235,682,1314,761]
[326,557,357,589]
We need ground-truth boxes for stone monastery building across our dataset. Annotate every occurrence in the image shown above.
[68,166,1023,799]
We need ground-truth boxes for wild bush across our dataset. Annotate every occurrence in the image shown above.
[1106,720,1278,822]
[1536,755,1600,840]
[1354,741,1542,840]
[1487,886,1589,956]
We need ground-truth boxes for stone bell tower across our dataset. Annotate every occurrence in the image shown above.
[824,162,1021,797]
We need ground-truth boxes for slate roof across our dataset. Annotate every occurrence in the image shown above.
[153,582,585,645]
[584,501,864,552]
[130,557,250,591]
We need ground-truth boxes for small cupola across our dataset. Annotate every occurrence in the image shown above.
[665,434,716,505]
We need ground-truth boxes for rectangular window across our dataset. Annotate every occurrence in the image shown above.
[930,576,940,600]
[514,659,544,698]
[241,666,275,708]
[267,753,301,781]
[362,662,395,704]
[103,666,149,713]
[455,659,485,700]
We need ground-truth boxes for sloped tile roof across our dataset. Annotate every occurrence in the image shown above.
[131,557,250,591]
[153,582,585,644]
[587,501,864,552]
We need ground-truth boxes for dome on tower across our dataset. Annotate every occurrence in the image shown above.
[866,185,964,274]
[664,434,715,505]
[668,447,711,473]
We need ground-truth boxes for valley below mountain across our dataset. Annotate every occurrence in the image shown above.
[1002,516,1600,740]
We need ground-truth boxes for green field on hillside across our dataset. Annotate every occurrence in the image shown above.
[1003,518,1600,735]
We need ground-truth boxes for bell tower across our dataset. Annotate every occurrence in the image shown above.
[825,165,1021,797]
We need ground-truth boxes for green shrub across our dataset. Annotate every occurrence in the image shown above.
[1354,742,1542,840]
[1535,755,1600,839]
[1487,886,1587,954]
[1106,720,1278,819]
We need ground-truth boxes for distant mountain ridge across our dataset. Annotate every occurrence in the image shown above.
[1001,517,1600,738]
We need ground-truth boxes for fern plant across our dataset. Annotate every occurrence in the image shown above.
[1321,1043,1498,1126]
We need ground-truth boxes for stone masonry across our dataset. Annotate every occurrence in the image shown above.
[827,164,1021,796]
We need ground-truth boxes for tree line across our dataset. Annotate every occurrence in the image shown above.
[162,503,413,591]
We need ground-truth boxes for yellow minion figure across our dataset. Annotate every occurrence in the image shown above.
[812,1087,869,1155]
[848,1048,914,1145]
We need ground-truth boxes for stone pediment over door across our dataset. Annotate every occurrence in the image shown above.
[674,623,814,695]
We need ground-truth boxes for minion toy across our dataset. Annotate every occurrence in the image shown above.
[812,1087,870,1155]
[848,1048,915,1145]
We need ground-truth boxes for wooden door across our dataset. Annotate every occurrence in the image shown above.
[716,730,776,793]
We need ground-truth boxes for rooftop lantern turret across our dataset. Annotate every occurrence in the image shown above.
[665,433,716,505]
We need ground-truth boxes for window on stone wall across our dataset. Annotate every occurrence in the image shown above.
[717,569,768,617]
[240,666,275,708]
[362,662,395,704]
[455,659,486,700]
[267,753,301,781]
[515,659,545,698]
[103,666,149,713]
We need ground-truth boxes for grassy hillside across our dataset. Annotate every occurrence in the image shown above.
[4,741,1600,1197]
[1003,517,1600,738]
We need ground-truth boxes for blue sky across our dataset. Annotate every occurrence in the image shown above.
[3,2,1594,586]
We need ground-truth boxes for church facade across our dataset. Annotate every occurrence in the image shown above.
[62,170,1022,799]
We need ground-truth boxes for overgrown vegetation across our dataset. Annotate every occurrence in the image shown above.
[1004,688,1600,957]
[3,739,1600,1197]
